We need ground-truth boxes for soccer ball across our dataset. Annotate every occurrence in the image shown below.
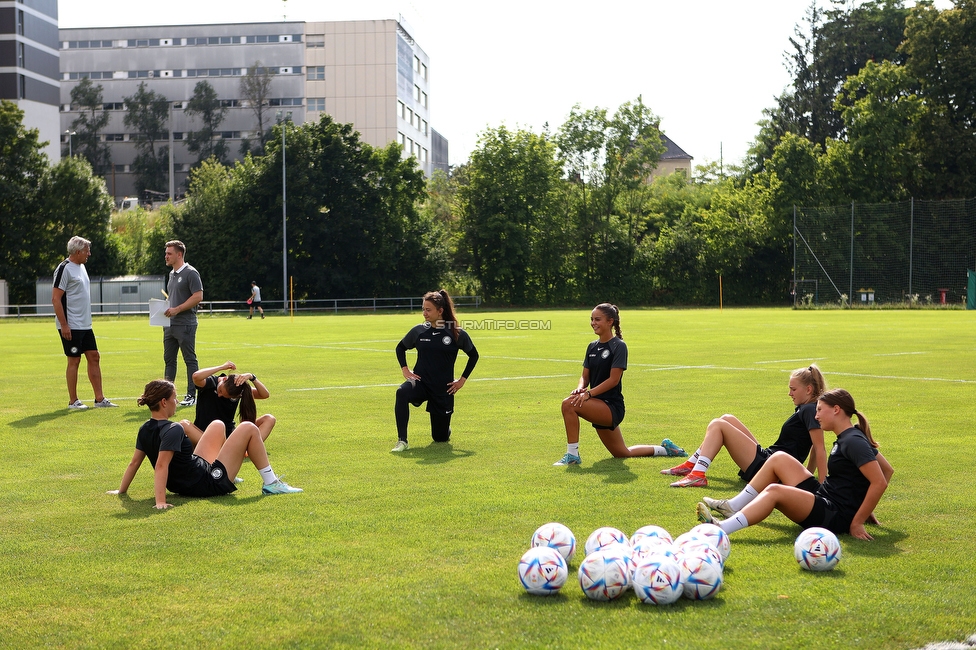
[630,537,676,567]
[518,546,568,595]
[794,527,842,571]
[530,522,576,562]
[673,531,712,556]
[690,523,731,563]
[681,543,724,571]
[632,554,683,605]
[630,525,673,547]
[601,543,636,586]
[584,527,628,556]
[578,550,631,601]
[679,553,723,600]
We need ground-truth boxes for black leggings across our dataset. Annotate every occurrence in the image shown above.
[395,380,453,442]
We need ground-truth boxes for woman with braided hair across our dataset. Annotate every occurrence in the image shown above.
[553,303,686,467]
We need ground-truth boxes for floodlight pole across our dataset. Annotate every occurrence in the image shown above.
[65,129,76,157]
[277,110,292,314]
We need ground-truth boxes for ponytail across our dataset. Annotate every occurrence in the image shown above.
[594,303,623,339]
[223,375,257,424]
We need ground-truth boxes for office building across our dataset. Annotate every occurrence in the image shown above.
[59,18,441,199]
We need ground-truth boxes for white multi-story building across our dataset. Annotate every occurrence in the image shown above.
[2,0,61,161]
[59,19,445,200]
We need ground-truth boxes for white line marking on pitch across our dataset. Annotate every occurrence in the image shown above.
[287,374,575,392]
[874,351,929,357]
[754,358,829,364]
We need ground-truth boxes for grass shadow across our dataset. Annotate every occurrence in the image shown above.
[9,409,78,429]
[108,491,266,519]
[394,442,476,465]
[569,457,639,484]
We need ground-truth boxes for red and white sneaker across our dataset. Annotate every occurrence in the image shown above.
[670,474,708,488]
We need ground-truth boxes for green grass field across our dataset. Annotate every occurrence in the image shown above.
[1,308,974,649]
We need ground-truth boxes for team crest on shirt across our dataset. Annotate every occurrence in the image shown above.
[829,443,839,456]
[442,335,452,345]
[211,467,224,480]
[423,321,431,329]
[601,349,610,359]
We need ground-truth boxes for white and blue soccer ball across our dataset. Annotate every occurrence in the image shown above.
[584,526,628,556]
[601,543,636,587]
[630,537,676,569]
[630,525,673,547]
[578,549,631,601]
[632,554,683,605]
[678,553,723,600]
[518,546,568,595]
[691,523,731,563]
[530,522,577,562]
[794,527,842,571]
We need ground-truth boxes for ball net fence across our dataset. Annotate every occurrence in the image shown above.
[793,198,976,306]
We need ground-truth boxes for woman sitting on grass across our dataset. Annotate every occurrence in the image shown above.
[553,303,686,466]
[179,360,275,446]
[664,365,827,488]
[696,388,893,540]
[108,379,301,509]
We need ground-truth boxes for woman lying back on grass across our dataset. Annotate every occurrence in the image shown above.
[108,379,301,509]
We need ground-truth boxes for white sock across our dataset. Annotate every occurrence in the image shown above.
[650,445,666,456]
[567,443,579,457]
[257,465,278,486]
[719,512,750,535]
[692,455,712,475]
[727,484,760,512]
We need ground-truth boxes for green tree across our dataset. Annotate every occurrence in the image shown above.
[457,125,566,304]
[240,62,274,153]
[902,0,976,198]
[184,81,228,165]
[68,77,112,175]
[123,82,170,195]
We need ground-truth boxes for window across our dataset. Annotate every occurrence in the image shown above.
[307,35,325,48]
[422,120,428,135]
[172,132,184,140]
[121,286,138,295]
[17,10,24,36]
[398,101,405,119]
[105,134,125,142]
[307,66,325,80]
[422,92,428,108]
[18,42,25,67]
[421,63,427,80]
[414,55,421,73]
[114,164,127,172]
[308,98,325,112]
[414,85,421,101]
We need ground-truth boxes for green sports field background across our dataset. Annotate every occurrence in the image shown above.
[1,308,973,649]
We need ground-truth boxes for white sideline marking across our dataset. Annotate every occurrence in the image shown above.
[874,351,929,357]
[287,374,575,392]
[754,358,829,364]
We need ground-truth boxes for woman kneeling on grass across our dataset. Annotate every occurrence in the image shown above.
[553,303,686,466]
[696,389,893,540]
[663,364,827,488]
[108,379,301,509]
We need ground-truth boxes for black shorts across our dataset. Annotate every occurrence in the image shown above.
[398,379,455,415]
[738,445,773,482]
[177,459,237,498]
[799,495,851,535]
[591,398,625,431]
[251,301,261,307]
[59,329,98,357]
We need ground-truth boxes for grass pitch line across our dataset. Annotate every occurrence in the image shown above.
[286,374,575,392]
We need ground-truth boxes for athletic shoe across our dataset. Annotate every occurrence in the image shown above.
[661,463,693,476]
[702,496,736,519]
[233,476,245,485]
[179,394,196,407]
[553,453,581,466]
[670,474,708,488]
[662,438,687,457]
[93,398,118,408]
[696,502,716,524]
[391,440,409,452]
[262,478,303,495]
[68,400,88,410]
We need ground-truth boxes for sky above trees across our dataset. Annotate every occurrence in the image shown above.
[60,0,953,170]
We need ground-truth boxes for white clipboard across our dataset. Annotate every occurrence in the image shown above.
[149,298,170,327]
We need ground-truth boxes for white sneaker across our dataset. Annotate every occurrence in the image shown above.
[68,400,88,410]
[179,394,196,407]
[93,399,118,408]
[391,440,409,452]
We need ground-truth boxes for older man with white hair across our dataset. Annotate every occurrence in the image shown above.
[52,236,117,410]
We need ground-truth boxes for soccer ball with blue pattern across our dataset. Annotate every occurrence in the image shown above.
[691,523,731,563]
[632,554,683,605]
[679,553,723,600]
[584,526,628,556]
[794,527,842,571]
[630,525,673,547]
[530,522,576,562]
[578,549,631,601]
[518,546,568,595]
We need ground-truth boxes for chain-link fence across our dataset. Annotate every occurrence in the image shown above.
[793,198,976,306]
